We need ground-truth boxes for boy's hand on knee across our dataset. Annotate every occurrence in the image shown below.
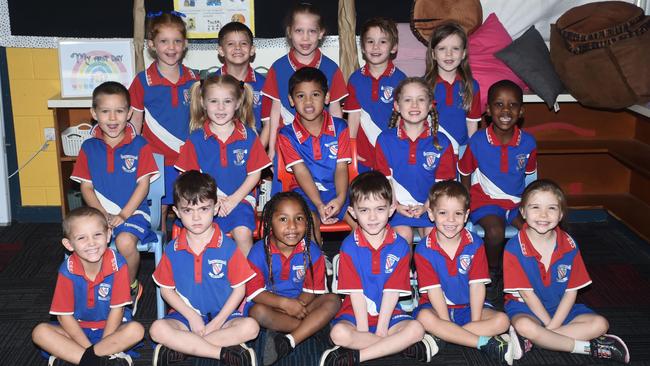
[108,214,125,228]
[218,196,237,217]
[188,314,206,336]
[410,205,425,217]
[396,204,413,218]
[283,298,308,319]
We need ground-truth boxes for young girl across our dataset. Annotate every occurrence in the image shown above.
[504,179,629,363]
[245,192,340,366]
[175,74,271,255]
[129,13,199,235]
[375,77,456,245]
[424,22,481,156]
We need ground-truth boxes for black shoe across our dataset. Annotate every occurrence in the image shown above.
[153,344,186,366]
[48,356,73,366]
[100,352,133,366]
[263,330,293,366]
[487,269,504,309]
[221,343,256,366]
[590,334,630,363]
[319,346,360,366]
[130,281,143,316]
[480,335,513,365]
[402,333,438,362]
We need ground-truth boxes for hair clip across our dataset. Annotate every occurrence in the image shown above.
[170,10,187,18]
[146,11,163,18]
[239,81,245,89]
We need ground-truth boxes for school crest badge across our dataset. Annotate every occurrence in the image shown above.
[183,89,192,106]
[458,254,472,275]
[422,151,440,171]
[385,254,400,274]
[208,259,226,279]
[233,148,248,166]
[556,264,571,283]
[516,154,527,171]
[98,283,111,301]
[121,154,138,173]
[293,265,305,282]
[380,86,394,104]
[325,141,338,159]
[253,91,261,106]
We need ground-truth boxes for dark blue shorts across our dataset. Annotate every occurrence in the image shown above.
[162,165,180,205]
[470,205,519,225]
[113,213,156,244]
[505,300,594,326]
[413,303,494,326]
[331,312,413,333]
[390,210,434,228]
[296,187,349,222]
[164,310,244,330]
[215,201,256,233]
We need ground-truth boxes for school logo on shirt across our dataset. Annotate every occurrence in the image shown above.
[556,264,571,283]
[458,254,472,275]
[380,86,394,104]
[208,259,227,279]
[233,148,248,166]
[183,89,192,106]
[121,154,138,173]
[422,151,440,171]
[98,283,111,301]
[253,91,261,106]
[385,254,400,274]
[516,154,527,171]
[293,265,305,282]
[325,141,338,159]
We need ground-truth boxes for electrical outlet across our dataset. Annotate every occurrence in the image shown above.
[44,128,56,142]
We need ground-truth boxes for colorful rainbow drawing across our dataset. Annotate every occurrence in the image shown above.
[70,50,129,91]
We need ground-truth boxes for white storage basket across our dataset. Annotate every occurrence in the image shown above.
[61,123,93,156]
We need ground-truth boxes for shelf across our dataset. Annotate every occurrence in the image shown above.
[47,94,92,109]
[60,156,77,162]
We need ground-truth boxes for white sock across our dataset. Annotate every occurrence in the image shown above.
[285,334,296,348]
[572,340,590,354]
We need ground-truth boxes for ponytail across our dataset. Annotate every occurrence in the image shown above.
[189,80,205,132]
[239,83,256,132]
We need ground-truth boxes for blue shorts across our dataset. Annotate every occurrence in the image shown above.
[390,210,434,228]
[331,312,413,333]
[413,303,494,326]
[162,165,179,205]
[164,310,244,330]
[113,213,156,244]
[215,201,256,233]
[505,301,594,326]
[470,205,519,225]
[296,187,349,222]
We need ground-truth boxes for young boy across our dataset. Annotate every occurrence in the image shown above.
[149,170,259,366]
[276,67,356,244]
[343,17,406,172]
[215,21,272,146]
[71,81,160,315]
[414,180,516,364]
[458,79,537,303]
[320,171,436,366]
[32,207,145,366]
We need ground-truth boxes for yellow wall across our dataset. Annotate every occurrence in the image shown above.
[7,48,62,206]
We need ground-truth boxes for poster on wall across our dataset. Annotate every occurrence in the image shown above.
[173,0,255,39]
[58,39,135,98]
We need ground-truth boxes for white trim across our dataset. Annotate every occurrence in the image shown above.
[336,158,352,164]
[49,311,75,316]
[136,171,160,184]
[247,162,272,176]
[418,284,441,293]
[329,93,349,104]
[336,288,364,294]
[231,273,256,288]
[246,288,266,302]
[143,107,185,153]
[566,280,592,292]
[70,176,92,184]
[110,301,133,308]
[303,288,327,294]
[383,288,412,296]
[469,278,492,285]
[503,287,533,293]
[285,159,304,171]
[152,276,175,289]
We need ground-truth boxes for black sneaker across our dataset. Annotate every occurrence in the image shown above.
[99,352,133,366]
[508,325,532,360]
[262,330,293,366]
[153,344,186,366]
[48,356,72,366]
[220,343,256,366]
[431,334,447,353]
[130,281,143,316]
[480,335,513,365]
[402,334,437,362]
[319,346,360,366]
[487,270,503,309]
[590,334,630,363]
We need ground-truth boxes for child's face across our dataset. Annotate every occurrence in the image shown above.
[218,31,255,67]
[486,87,524,134]
[148,25,187,67]
[288,13,324,58]
[62,216,111,265]
[520,190,563,236]
[202,85,241,127]
[432,33,466,74]
[173,198,218,236]
[289,81,329,124]
[427,196,469,241]
[349,196,395,237]
[91,94,132,145]
[362,27,397,66]
[271,199,307,250]
[394,83,431,125]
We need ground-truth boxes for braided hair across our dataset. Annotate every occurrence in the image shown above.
[259,191,317,291]
[388,77,441,150]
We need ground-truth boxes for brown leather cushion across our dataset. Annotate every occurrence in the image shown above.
[410,0,482,46]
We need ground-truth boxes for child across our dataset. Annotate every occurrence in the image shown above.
[504,179,630,363]
[263,2,348,161]
[245,192,341,365]
[175,74,271,255]
[343,17,407,172]
[320,171,435,366]
[32,207,144,366]
[275,67,355,244]
[71,81,160,315]
[150,170,259,366]
[375,77,456,246]
[458,79,537,302]
[215,21,272,146]
[129,13,199,234]
[424,22,481,156]
[414,180,515,364]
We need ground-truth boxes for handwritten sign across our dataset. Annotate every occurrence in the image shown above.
[174,0,255,39]
[58,40,134,98]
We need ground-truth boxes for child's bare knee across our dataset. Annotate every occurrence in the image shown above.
[32,323,50,342]
[493,312,510,332]
[115,234,137,253]
[321,294,342,313]
[513,316,539,339]
[240,317,260,340]
[592,315,609,335]
[329,324,353,346]
[124,321,145,341]
[404,320,425,342]
[149,320,170,343]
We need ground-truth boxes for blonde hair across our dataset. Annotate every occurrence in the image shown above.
[388,77,441,150]
[424,22,475,112]
[146,13,188,60]
[189,74,255,132]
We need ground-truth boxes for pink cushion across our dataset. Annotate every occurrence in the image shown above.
[394,23,427,77]
[468,13,528,113]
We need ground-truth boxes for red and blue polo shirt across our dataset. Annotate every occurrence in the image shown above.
[434,75,482,154]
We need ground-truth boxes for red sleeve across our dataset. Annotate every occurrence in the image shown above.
[246,137,272,174]
[70,149,91,183]
[261,67,280,100]
[245,260,267,299]
[128,76,145,111]
[384,252,411,292]
[414,252,441,291]
[526,149,537,174]
[174,140,200,172]
[468,245,490,282]
[503,250,532,292]
[337,251,363,292]
[374,142,391,177]
[467,88,482,120]
[303,254,326,293]
[567,251,592,291]
[50,272,74,315]
[227,249,256,288]
[277,134,302,169]
[329,68,349,103]
[435,145,457,181]
[343,82,361,112]
[337,128,351,162]
[152,253,176,288]
[260,95,272,120]
[136,144,159,182]
[110,264,132,307]
[458,145,477,176]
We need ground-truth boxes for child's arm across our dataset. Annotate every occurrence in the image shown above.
[329,101,343,118]
[350,292,370,332]
[80,181,108,217]
[110,178,149,228]
[130,110,144,134]
[466,120,478,138]
[518,290,552,326]
[297,291,316,307]
[259,120,270,149]
[218,171,261,217]
[546,290,578,330]
[102,306,125,338]
[267,100,282,159]
[160,287,206,334]
[205,285,246,334]
[427,288,451,321]
[375,291,399,337]
[322,161,349,223]
[347,111,360,139]
[469,283,487,322]
[58,314,92,348]
[252,291,308,319]
[291,162,329,220]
